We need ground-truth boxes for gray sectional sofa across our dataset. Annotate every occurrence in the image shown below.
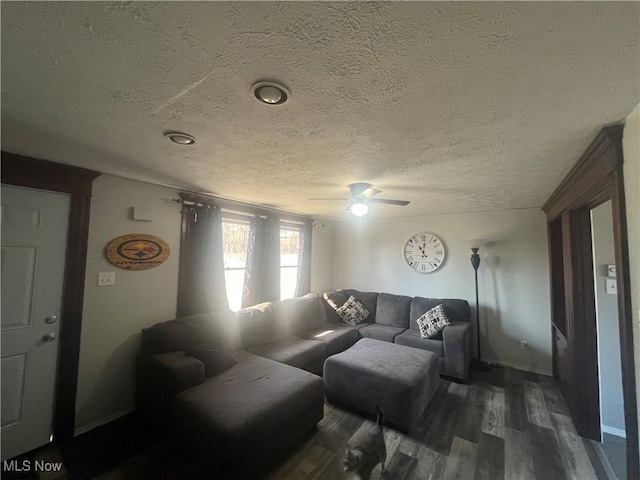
[321,289,473,380]
[136,290,471,478]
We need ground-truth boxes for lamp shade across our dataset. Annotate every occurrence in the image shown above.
[350,201,368,217]
[465,239,488,250]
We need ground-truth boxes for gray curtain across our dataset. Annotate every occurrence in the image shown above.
[242,214,281,307]
[294,221,313,297]
[177,203,229,316]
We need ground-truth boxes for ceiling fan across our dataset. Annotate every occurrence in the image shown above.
[311,182,410,217]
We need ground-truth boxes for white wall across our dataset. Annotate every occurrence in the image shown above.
[310,221,334,293]
[75,175,181,433]
[591,201,626,436]
[74,175,335,433]
[622,103,639,459]
[332,208,551,374]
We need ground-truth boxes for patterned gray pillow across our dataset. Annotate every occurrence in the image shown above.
[416,304,451,339]
[336,295,370,326]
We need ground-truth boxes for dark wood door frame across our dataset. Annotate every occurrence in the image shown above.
[2,152,100,441]
[543,125,638,478]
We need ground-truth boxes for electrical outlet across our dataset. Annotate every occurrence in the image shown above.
[520,340,529,350]
[98,272,115,286]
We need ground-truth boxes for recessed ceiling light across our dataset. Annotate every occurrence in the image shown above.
[251,81,290,106]
[165,132,196,145]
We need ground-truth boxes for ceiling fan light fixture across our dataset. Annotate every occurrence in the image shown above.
[251,81,290,106]
[350,200,369,217]
[165,132,196,145]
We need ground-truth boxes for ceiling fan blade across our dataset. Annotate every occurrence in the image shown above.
[369,198,410,206]
[361,187,382,199]
[309,197,348,201]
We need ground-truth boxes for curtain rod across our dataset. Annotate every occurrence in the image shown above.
[177,192,313,225]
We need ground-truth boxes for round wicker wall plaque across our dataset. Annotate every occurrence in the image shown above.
[105,234,170,270]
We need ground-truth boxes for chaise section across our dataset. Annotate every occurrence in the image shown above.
[173,350,324,479]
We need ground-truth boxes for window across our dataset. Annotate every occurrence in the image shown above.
[280,226,300,301]
[222,217,303,310]
[222,220,250,311]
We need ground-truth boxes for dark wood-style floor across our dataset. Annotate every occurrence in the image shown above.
[4,367,623,480]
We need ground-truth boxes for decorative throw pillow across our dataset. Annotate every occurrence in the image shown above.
[336,295,370,326]
[416,304,451,339]
[188,341,237,377]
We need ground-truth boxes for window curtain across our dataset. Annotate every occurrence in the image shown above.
[242,214,281,307]
[294,221,313,297]
[177,202,229,317]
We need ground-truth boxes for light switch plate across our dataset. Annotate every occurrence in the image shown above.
[605,278,617,295]
[98,272,115,286]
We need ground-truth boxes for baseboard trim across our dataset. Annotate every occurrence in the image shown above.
[74,408,135,437]
[601,425,626,438]
[483,359,552,377]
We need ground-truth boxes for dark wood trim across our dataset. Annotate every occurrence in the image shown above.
[568,209,600,440]
[1,151,100,441]
[610,167,639,474]
[542,126,638,478]
[543,125,623,220]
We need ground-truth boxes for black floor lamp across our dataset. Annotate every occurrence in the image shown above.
[469,241,492,371]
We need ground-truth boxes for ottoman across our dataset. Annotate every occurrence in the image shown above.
[323,338,440,431]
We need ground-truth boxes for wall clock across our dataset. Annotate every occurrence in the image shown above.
[403,232,446,273]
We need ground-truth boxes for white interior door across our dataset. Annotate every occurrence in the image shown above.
[1,185,70,460]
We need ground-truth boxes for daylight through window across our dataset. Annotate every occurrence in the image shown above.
[222,218,302,310]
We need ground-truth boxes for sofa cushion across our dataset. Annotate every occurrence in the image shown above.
[322,290,352,323]
[410,297,470,331]
[237,302,291,349]
[247,335,327,375]
[297,324,360,356]
[375,293,412,328]
[141,312,237,354]
[282,293,328,334]
[336,296,370,326]
[323,290,350,310]
[344,290,379,320]
[394,329,445,357]
[188,341,238,377]
[358,323,406,343]
[416,304,451,339]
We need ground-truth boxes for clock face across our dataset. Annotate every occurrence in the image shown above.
[403,232,446,273]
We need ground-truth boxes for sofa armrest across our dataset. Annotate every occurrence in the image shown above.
[136,352,205,424]
[442,321,472,380]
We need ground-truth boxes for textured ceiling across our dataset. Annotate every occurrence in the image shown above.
[1,2,639,220]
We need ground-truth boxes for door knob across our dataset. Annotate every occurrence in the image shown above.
[44,315,57,324]
[42,332,56,342]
